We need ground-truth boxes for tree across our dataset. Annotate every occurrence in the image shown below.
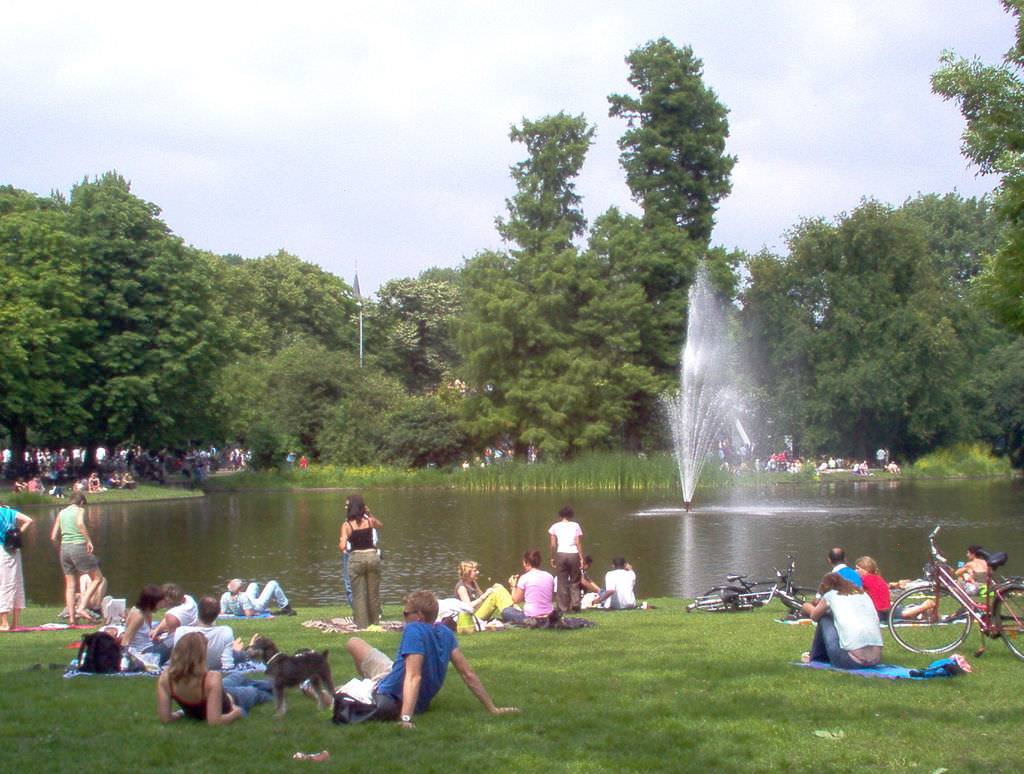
[215,338,408,466]
[740,198,988,461]
[932,0,1024,333]
[219,249,359,356]
[64,173,227,452]
[0,186,85,465]
[609,37,736,244]
[602,39,740,448]
[460,114,655,456]
[365,269,463,393]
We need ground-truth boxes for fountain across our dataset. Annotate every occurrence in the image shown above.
[664,265,742,510]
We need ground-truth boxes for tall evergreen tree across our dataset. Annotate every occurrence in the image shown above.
[459,114,653,456]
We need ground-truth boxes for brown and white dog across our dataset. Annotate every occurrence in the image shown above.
[245,634,334,716]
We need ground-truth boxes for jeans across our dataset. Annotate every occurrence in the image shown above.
[223,673,273,715]
[809,614,874,669]
[246,581,288,611]
[343,551,353,607]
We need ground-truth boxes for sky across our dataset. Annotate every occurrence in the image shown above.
[1,1,1016,296]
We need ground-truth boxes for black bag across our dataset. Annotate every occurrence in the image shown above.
[3,525,21,552]
[332,691,380,724]
[77,631,122,673]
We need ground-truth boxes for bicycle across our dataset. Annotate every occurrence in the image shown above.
[888,526,1024,660]
[686,556,815,615]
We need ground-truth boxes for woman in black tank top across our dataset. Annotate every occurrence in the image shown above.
[157,632,242,725]
[339,494,384,629]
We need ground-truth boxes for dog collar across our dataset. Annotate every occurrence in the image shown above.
[266,652,285,666]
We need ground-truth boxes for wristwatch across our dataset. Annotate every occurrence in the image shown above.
[400,714,413,723]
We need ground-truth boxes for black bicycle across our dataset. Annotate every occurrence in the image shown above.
[686,556,815,615]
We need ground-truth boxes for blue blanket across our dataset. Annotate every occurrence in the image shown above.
[218,611,273,619]
[794,656,969,679]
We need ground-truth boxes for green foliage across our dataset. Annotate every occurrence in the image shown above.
[380,395,469,468]
[459,114,657,457]
[906,442,1014,478]
[216,340,408,468]
[932,1,1024,334]
[609,37,735,244]
[455,451,677,491]
[218,249,359,355]
[366,272,463,393]
[741,196,994,462]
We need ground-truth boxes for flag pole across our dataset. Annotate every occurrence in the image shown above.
[354,267,363,368]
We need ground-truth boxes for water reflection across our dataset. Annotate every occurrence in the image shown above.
[15,479,1024,607]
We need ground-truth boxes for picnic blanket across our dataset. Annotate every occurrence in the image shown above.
[302,617,404,633]
[218,611,273,619]
[3,623,99,632]
[794,655,971,680]
[62,660,267,679]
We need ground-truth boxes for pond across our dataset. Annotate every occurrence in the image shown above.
[15,478,1024,608]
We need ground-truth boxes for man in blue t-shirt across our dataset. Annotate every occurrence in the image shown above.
[826,547,863,588]
[346,590,518,727]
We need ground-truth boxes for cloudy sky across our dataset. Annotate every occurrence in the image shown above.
[1,1,1014,295]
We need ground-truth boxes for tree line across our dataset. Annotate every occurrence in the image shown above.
[3,18,1024,471]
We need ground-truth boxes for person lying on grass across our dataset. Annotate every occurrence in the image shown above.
[157,632,272,725]
[346,589,518,727]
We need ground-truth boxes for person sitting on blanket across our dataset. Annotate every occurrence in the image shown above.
[158,632,272,725]
[454,561,520,624]
[592,556,637,610]
[103,585,164,654]
[824,547,862,588]
[854,556,892,622]
[579,555,602,595]
[150,583,198,659]
[344,589,518,726]
[174,596,249,671]
[509,549,554,624]
[221,577,296,617]
[800,573,882,669]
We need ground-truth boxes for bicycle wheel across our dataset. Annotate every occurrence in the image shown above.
[991,583,1024,660]
[888,586,971,654]
[777,586,816,614]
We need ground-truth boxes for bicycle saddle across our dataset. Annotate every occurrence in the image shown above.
[978,549,1007,569]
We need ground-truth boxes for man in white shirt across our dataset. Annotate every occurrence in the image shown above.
[173,596,244,671]
[594,557,637,610]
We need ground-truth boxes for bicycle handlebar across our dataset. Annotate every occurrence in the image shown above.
[928,525,948,565]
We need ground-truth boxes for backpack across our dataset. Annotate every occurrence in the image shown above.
[77,631,122,673]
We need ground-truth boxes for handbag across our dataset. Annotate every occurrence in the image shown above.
[332,692,380,724]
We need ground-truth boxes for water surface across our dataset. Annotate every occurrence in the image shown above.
[16,479,1024,607]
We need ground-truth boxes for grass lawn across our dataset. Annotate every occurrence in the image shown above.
[0,599,1016,773]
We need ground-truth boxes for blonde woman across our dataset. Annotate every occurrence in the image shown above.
[455,561,518,623]
[157,632,271,724]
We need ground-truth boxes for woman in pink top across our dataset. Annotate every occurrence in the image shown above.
[511,550,554,619]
